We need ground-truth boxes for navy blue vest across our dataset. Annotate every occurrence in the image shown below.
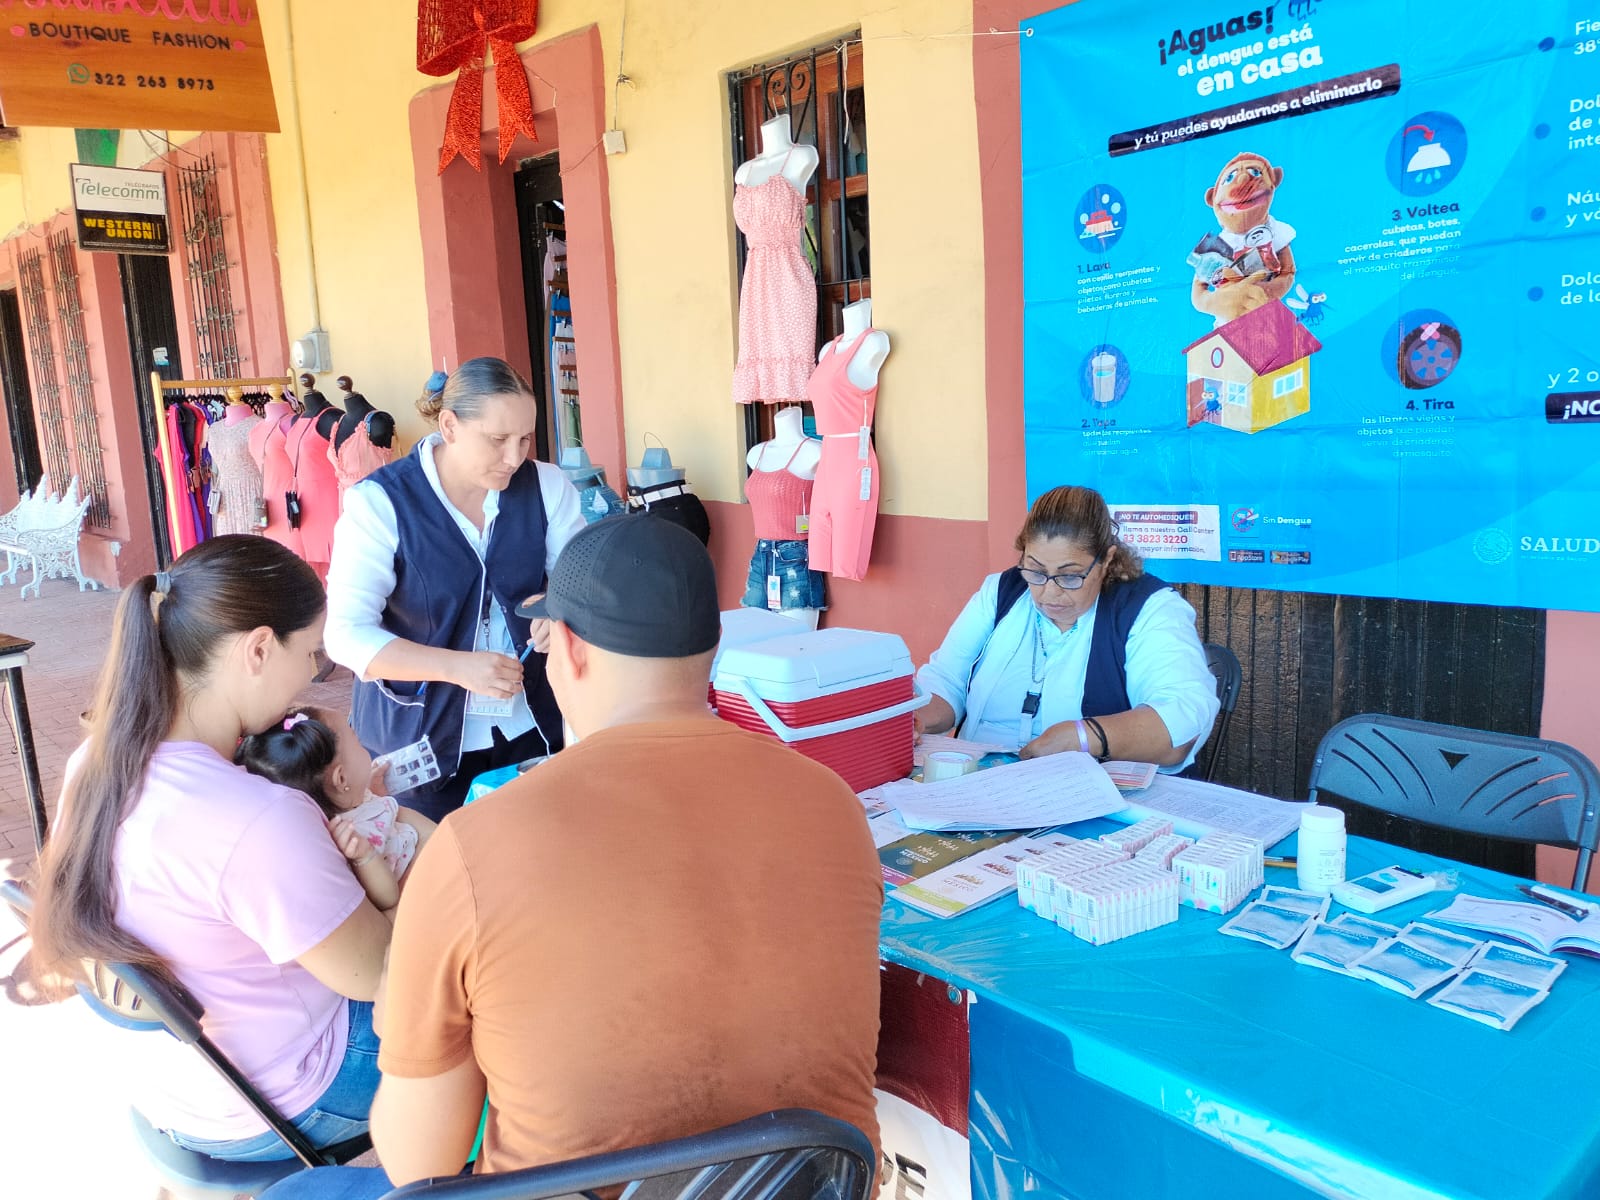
[993,567,1170,718]
[348,451,564,789]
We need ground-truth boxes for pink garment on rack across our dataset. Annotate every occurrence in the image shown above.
[731,164,816,405]
[745,441,814,541]
[329,413,394,504]
[806,330,880,582]
[284,418,340,566]
[254,413,304,557]
[162,404,201,555]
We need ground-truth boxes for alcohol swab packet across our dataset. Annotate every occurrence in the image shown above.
[1428,968,1550,1031]
[1291,920,1389,975]
[1398,921,1481,967]
[1219,901,1315,951]
[1260,885,1331,918]
[1331,912,1401,939]
[1350,938,1460,998]
[1469,941,1566,991]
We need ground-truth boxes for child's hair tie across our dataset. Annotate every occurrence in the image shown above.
[283,712,310,732]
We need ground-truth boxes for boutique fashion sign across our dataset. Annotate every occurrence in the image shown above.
[1019,0,1600,610]
[0,0,277,132]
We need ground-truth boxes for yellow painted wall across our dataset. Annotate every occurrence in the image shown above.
[3,0,989,521]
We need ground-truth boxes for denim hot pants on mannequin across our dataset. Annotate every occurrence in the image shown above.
[741,538,827,611]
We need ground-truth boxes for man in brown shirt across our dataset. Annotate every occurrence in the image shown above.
[295,515,883,1193]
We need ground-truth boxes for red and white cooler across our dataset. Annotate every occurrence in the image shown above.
[712,627,924,792]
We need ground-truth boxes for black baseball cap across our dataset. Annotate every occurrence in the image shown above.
[517,515,720,657]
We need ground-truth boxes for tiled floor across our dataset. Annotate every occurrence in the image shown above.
[0,574,355,1199]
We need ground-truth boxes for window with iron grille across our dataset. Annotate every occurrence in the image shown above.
[14,247,74,491]
[178,154,242,380]
[730,38,870,451]
[47,230,111,527]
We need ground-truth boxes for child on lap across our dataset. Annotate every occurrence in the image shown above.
[237,708,436,912]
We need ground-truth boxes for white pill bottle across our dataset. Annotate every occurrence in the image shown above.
[1297,805,1347,896]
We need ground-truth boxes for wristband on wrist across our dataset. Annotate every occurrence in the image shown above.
[1074,719,1091,754]
[1082,715,1112,763]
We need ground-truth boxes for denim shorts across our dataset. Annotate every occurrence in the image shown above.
[165,1000,380,1162]
[741,538,827,611]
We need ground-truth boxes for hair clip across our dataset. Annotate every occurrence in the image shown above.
[153,571,172,595]
[283,712,310,732]
[425,370,448,396]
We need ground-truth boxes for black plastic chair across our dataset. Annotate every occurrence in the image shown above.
[0,878,369,1198]
[1307,715,1600,888]
[381,1109,875,1200]
[1198,642,1243,783]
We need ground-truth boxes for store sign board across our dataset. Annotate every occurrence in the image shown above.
[0,1,278,133]
[71,163,171,253]
[1019,0,1600,611]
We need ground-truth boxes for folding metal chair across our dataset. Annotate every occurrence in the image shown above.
[381,1109,876,1200]
[1197,642,1242,783]
[1307,714,1600,888]
[0,878,369,1199]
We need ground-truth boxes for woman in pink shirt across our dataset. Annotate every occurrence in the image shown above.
[30,536,394,1161]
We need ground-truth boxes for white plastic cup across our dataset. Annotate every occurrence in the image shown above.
[924,751,976,783]
[1297,805,1347,896]
[1091,352,1117,404]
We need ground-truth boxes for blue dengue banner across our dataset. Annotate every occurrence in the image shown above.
[1019,0,1600,609]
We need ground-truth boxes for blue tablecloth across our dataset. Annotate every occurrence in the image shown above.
[879,822,1600,1200]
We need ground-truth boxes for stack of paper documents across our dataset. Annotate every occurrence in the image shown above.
[861,752,1126,832]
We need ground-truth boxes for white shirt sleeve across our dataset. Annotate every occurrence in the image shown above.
[915,575,1003,728]
[324,480,401,681]
[537,460,586,574]
[1123,589,1221,757]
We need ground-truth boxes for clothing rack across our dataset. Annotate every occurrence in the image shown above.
[148,372,295,562]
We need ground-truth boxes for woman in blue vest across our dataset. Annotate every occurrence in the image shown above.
[325,358,585,821]
[915,485,1219,770]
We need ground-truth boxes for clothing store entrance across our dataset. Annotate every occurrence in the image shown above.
[119,253,184,566]
[0,289,43,494]
[514,155,576,465]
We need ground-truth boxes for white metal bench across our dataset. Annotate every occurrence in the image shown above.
[0,476,101,599]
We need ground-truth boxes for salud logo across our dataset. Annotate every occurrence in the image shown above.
[1473,528,1512,566]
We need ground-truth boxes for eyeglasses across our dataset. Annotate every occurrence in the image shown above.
[1018,552,1102,591]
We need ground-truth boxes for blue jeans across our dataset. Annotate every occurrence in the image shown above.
[168,1000,381,1163]
[258,1164,400,1200]
[741,539,827,611]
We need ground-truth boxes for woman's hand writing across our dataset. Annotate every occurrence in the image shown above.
[453,651,523,699]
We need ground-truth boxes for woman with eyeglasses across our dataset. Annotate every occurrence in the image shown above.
[914,486,1219,769]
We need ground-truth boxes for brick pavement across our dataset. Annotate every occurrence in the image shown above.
[0,574,357,1199]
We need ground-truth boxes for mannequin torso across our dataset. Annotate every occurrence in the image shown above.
[223,403,256,425]
[734,115,820,193]
[823,299,891,390]
[299,389,343,439]
[746,406,821,478]
[334,393,396,450]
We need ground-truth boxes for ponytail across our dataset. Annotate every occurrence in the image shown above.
[31,536,324,984]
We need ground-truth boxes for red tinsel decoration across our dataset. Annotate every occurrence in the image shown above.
[418,0,540,172]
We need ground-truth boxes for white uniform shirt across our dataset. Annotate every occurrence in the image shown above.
[324,433,585,752]
[915,572,1221,771]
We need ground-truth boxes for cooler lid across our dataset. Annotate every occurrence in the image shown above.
[713,627,912,689]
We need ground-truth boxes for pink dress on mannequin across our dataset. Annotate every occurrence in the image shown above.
[329,415,393,506]
[284,417,340,569]
[731,154,816,405]
[251,410,304,557]
[807,330,880,582]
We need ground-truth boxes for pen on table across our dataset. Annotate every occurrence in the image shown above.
[1264,856,1297,870]
[1517,884,1592,920]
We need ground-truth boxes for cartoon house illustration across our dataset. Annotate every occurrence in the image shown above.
[1183,301,1323,434]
